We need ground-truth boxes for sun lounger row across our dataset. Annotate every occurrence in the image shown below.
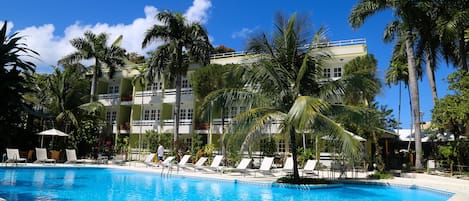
[140,154,318,177]
[4,148,108,164]
[5,148,56,164]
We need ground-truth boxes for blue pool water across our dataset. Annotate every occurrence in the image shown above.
[0,167,452,201]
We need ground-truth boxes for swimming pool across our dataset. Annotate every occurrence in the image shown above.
[0,167,452,201]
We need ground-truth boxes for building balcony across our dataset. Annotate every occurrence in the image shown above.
[133,88,193,105]
[98,93,120,106]
[131,119,193,134]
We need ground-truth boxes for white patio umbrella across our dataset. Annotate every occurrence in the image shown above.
[37,128,69,148]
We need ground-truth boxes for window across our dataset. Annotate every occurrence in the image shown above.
[150,110,157,120]
[106,111,117,124]
[144,110,150,120]
[180,109,187,120]
[278,139,286,153]
[187,109,193,120]
[323,68,331,78]
[231,107,237,118]
[146,83,159,91]
[182,79,189,88]
[108,85,119,93]
[333,67,342,78]
[158,82,163,90]
[144,109,159,120]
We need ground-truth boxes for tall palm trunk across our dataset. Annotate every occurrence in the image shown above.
[173,44,183,150]
[425,51,438,104]
[174,73,181,148]
[289,127,299,179]
[458,31,468,71]
[404,30,423,169]
[90,63,99,103]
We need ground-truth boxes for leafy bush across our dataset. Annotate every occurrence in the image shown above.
[367,172,394,179]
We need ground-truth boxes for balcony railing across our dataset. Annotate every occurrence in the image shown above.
[309,38,366,48]
[209,38,366,59]
[135,88,193,97]
[210,51,250,59]
[98,93,119,100]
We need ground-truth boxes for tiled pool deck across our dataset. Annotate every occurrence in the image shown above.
[2,162,468,201]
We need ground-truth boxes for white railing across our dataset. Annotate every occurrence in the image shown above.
[98,93,120,99]
[210,51,250,59]
[209,39,366,59]
[309,38,366,48]
[162,119,193,125]
[135,88,193,97]
[132,120,157,126]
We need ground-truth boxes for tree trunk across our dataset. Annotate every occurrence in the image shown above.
[173,44,183,151]
[174,73,181,149]
[405,30,423,169]
[372,131,384,172]
[290,126,300,179]
[90,64,99,103]
[221,108,226,163]
[425,51,438,105]
[458,31,468,71]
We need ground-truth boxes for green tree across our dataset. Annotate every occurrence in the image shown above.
[191,63,242,161]
[60,31,126,103]
[342,54,381,106]
[432,70,469,140]
[350,0,425,169]
[204,13,360,180]
[434,1,469,71]
[0,21,38,147]
[130,64,149,152]
[142,11,212,149]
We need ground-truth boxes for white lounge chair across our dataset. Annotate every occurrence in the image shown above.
[226,158,251,176]
[175,155,191,171]
[191,157,208,171]
[65,149,86,164]
[280,157,293,174]
[34,148,56,164]
[143,153,156,166]
[254,157,274,177]
[161,156,175,168]
[5,148,27,163]
[302,159,318,176]
[208,155,224,173]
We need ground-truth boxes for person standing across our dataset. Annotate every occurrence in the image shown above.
[157,144,165,165]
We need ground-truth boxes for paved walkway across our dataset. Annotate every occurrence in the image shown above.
[2,162,467,200]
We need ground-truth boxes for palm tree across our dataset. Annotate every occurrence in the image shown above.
[342,54,381,106]
[350,0,425,169]
[60,31,126,103]
[340,55,392,171]
[0,21,38,146]
[435,1,469,71]
[413,2,441,104]
[191,64,243,162]
[130,64,149,154]
[142,11,212,148]
[202,13,360,180]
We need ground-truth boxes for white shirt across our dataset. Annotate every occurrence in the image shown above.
[157,145,164,157]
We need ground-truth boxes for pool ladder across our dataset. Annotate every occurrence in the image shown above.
[160,162,174,177]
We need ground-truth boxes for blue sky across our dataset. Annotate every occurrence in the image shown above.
[1,0,455,129]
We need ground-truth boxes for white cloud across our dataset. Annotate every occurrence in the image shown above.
[184,0,212,24]
[13,0,213,73]
[232,27,256,39]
